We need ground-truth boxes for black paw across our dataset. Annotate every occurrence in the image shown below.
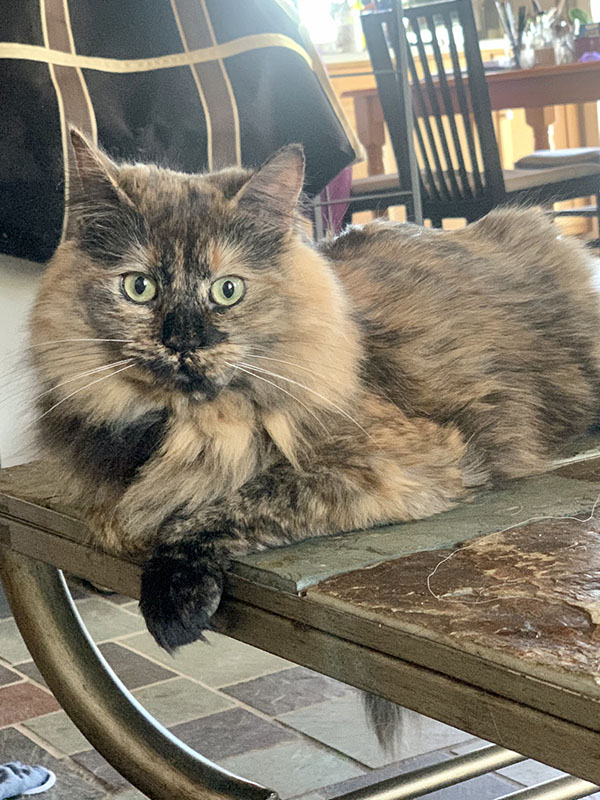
[139,541,225,653]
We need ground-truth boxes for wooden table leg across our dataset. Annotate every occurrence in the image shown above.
[354,94,386,176]
[352,93,390,218]
[0,548,278,800]
[525,106,556,151]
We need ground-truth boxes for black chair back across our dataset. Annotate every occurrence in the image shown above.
[362,0,506,221]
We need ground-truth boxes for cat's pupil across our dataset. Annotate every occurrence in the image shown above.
[222,281,235,299]
[134,276,147,295]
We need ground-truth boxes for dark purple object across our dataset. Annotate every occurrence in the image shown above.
[318,166,353,234]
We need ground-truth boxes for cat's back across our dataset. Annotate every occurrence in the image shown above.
[319,208,600,454]
[321,208,597,305]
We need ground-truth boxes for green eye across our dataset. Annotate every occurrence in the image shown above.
[122,273,157,304]
[210,276,245,307]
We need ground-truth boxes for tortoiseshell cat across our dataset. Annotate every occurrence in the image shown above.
[30,130,600,651]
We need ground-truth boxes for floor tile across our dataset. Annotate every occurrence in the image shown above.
[0,727,104,799]
[279,698,472,769]
[0,681,60,726]
[321,750,516,799]
[449,738,493,755]
[408,774,516,800]
[23,710,90,755]
[72,750,131,791]
[0,581,11,619]
[322,751,450,798]
[133,677,234,727]
[97,642,176,690]
[0,662,21,686]
[170,707,296,762]
[111,790,149,800]
[223,666,355,716]
[75,598,145,642]
[219,740,364,799]
[14,659,46,687]
[123,631,291,687]
[64,577,91,600]
[0,616,32,663]
[497,760,569,786]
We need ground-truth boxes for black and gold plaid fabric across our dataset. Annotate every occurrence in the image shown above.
[0,0,358,262]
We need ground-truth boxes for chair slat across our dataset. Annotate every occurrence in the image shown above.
[404,27,448,200]
[456,0,505,203]
[443,9,484,195]
[425,12,472,198]
[409,15,457,200]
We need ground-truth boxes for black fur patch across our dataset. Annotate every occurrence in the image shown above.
[162,306,227,352]
[41,407,168,486]
[140,538,226,652]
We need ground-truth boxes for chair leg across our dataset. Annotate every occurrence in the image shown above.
[0,548,277,800]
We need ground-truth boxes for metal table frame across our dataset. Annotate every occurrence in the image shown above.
[1,466,600,800]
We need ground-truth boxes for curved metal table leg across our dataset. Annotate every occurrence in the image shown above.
[0,547,279,800]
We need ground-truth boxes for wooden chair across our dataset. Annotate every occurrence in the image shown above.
[351,0,600,227]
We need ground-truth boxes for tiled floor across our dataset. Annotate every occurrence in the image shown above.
[0,579,595,800]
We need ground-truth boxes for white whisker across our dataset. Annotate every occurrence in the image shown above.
[30,338,135,347]
[32,359,135,405]
[0,359,134,409]
[236,361,372,441]
[224,362,329,433]
[32,363,136,426]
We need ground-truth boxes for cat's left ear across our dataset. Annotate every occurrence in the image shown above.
[236,144,305,226]
[69,128,133,211]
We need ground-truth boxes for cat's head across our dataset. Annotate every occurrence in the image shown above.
[30,132,359,426]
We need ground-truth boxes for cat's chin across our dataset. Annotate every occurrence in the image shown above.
[172,370,219,401]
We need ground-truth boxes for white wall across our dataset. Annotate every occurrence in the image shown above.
[0,254,42,466]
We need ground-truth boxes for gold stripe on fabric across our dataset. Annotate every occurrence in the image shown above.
[40,0,97,240]
[40,0,68,241]
[169,0,213,170]
[62,0,97,146]
[172,0,237,168]
[0,33,314,73]
[199,0,241,166]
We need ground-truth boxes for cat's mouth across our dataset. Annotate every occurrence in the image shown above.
[173,361,218,398]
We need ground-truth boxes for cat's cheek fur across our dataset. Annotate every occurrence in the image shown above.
[139,540,226,652]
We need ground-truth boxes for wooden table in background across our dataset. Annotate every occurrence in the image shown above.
[345,59,600,176]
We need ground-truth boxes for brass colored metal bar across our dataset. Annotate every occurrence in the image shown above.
[332,744,524,800]
[0,547,279,800]
[497,776,600,799]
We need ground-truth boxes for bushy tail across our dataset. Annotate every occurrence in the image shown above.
[362,692,405,754]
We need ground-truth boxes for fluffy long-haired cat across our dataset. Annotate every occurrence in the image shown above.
[29,130,600,651]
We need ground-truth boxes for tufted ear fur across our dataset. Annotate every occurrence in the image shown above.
[236,144,305,227]
[69,128,131,209]
[67,129,142,258]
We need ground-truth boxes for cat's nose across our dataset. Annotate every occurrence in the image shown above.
[162,310,203,352]
[162,308,227,352]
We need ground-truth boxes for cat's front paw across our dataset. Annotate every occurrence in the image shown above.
[139,541,224,653]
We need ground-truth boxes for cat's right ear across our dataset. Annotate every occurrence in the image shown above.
[235,144,305,227]
[69,128,129,209]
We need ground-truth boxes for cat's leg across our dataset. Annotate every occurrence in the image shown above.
[140,411,468,651]
[459,393,550,481]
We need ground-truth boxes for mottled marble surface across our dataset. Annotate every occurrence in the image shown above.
[236,470,600,591]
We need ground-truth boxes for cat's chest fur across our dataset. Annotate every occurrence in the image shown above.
[43,407,169,488]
